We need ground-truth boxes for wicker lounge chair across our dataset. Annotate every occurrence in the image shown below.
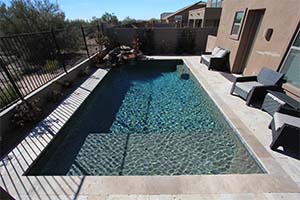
[200,47,230,71]
[269,106,300,154]
[230,67,284,106]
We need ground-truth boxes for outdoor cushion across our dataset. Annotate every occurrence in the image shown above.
[274,112,300,131]
[201,55,212,63]
[267,93,286,105]
[257,68,284,85]
[214,49,227,58]
[235,81,263,93]
[212,47,221,56]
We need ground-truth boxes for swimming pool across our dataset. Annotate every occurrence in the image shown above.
[27,60,264,176]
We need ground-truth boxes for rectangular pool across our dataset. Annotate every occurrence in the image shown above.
[27,60,264,176]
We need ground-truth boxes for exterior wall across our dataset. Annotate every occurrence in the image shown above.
[207,0,224,8]
[207,0,212,8]
[215,0,300,76]
[106,27,218,54]
[204,8,222,20]
[163,4,206,27]
[160,12,173,21]
[189,8,205,20]
[188,7,222,28]
[206,35,217,52]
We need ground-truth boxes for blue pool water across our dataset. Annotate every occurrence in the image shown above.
[27,60,263,175]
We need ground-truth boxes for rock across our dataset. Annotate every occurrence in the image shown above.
[120,45,131,51]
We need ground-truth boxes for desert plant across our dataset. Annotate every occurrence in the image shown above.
[0,85,19,108]
[95,31,110,51]
[45,60,60,73]
[47,90,63,103]
[54,80,73,89]
[132,37,141,53]
[94,31,110,64]
[78,66,90,77]
[11,98,42,127]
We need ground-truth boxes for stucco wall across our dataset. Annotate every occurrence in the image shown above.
[106,27,218,55]
[215,0,300,75]
[165,4,206,26]
[204,8,222,20]
[206,35,217,52]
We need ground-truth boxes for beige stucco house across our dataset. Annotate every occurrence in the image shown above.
[207,0,300,99]
[161,1,206,27]
[188,0,223,28]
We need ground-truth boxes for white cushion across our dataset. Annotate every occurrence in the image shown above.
[274,112,300,131]
[235,81,263,93]
[201,55,211,62]
[211,47,221,56]
[214,49,227,58]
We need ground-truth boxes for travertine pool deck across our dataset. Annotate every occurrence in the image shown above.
[0,56,299,200]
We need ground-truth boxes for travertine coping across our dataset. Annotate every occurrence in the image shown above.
[0,56,299,200]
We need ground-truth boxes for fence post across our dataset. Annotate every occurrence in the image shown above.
[0,57,24,100]
[96,24,101,32]
[81,26,90,58]
[51,29,67,73]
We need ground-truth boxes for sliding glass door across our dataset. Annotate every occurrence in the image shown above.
[280,28,300,88]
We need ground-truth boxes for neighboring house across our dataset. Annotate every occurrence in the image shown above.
[188,0,223,28]
[160,12,173,21]
[208,0,300,99]
[161,1,206,27]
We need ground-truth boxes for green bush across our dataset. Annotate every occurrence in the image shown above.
[44,60,60,73]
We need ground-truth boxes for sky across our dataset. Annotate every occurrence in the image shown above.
[1,0,206,21]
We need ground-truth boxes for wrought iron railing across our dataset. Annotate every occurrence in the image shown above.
[0,25,100,111]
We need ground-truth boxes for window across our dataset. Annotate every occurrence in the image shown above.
[280,29,300,88]
[211,0,222,8]
[174,15,182,22]
[230,11,245,39]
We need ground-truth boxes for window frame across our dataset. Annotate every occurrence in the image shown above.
[280,28,300,89]
[230,10,246,40]
[211,0,222,8]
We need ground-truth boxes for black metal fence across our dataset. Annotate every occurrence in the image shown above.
[0,25,100,111]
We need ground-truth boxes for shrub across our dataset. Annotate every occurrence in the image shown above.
[0,85,19,109]
[44,60,60,73]
[11,98,42,127]
[95,31,110,51]
[47,90,63,103]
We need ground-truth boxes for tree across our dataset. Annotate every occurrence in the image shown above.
[149,18,160,24]
[0,0,66,35]
[122,16,137,25]
[100,12,119,25]
[90,12,119,26]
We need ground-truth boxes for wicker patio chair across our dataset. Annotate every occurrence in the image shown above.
[230,67,284,106]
